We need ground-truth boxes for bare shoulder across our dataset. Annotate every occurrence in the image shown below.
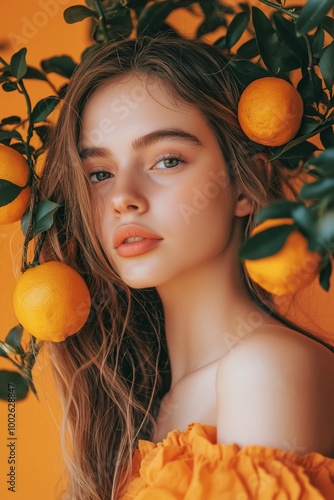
[216,322,334,456]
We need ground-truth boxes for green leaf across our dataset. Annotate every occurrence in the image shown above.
[63,5,98,24]
[239,2,250,14]
[297,117,320,136]
[41,56,77,79]
[127,0,150,17]
[198,0,216,16]
[309,26,325,59]
[256,201,301,223]
[214,36,227,49]
[31,96,59,124]
[226,59,269,89]
[239,224,295,260]
[5,325,23,349]
[317,210,334,237]
[32,199,60,237]
[10,47,27,80]
[252,7,278,73]
[300,177,334,199]
[319,258,332,291]
[0,370,29,401]
[291,204,317,237]
[319,41,334,90]
[137,0,193,36]
[0,343,8,358]
[0,129,23,142]
[226,11,249,50]
[0,67,10,77]
[10,142,29,155]
[278,157,303,170]
[1,115,21,125]
[252,6,300,75]
[315,212,334,255]
[320,127,334,149]
[21,199,60,238]
[196,11,226,37]
[273,12,307,61]
[34,125,49,143]
[278,141,318,159]
[0,179,24,207]
[306,147,334,168]
[296,0,334,37]
[0,342,21,355]
[24,66,47,81]
[103,5,134,41]
[2,81,17,92]
[321,15,334,37]
[57,83,68,99]
[270,122,331,160]
[137,1,171,35]
[236,38,259,59]
[303,104,322,117]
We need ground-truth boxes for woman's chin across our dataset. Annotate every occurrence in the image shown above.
[119,272,158,290]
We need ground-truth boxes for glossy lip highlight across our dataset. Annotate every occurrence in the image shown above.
[113,224,163,258]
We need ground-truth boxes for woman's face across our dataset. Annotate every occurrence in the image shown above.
[79,75,249,289]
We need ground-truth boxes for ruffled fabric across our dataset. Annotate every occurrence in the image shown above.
[122,422,334,499]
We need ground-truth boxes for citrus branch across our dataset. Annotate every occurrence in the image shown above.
[0,55,10,70]
[33,231,46,264]
[303,33,315,86]
[20,175,40,272]
[14,79,43,271]
[16,80,34,160]
[0,344,23,370]
[259,0,299,19]
[94,0,109,40]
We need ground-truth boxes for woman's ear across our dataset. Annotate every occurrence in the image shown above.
[253,152,273,185]
[234,152,272,218]
[234,192,253,217]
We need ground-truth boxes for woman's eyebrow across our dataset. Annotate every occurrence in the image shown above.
[78,147,111,160]
[132,128,202,150]
[78,128,202,159]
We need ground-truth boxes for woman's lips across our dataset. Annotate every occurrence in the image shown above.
[113,224,163,258]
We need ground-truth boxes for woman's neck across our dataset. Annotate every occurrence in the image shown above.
[157,248,263,390]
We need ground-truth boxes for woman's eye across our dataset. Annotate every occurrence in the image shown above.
[89,171,112,183]
[154,156,183,170]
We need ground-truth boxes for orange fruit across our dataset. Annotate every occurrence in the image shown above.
[13,261,91,342]
[0,144,32,224]
[244,218,321,296]
[237,77,304,146]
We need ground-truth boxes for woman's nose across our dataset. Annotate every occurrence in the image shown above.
[110,175,149,216]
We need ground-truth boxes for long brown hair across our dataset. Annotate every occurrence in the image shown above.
[40,36,312,499]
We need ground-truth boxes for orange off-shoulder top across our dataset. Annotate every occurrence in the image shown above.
[122,422,334,499]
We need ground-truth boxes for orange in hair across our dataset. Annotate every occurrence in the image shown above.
[0,144,31,224]
[237,77,304,147]
[13,261,91,341]
[244,218,321,296]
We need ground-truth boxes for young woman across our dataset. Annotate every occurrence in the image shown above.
[40,37,334,499]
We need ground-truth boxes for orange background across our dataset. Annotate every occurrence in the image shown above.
[0,1,333,499]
